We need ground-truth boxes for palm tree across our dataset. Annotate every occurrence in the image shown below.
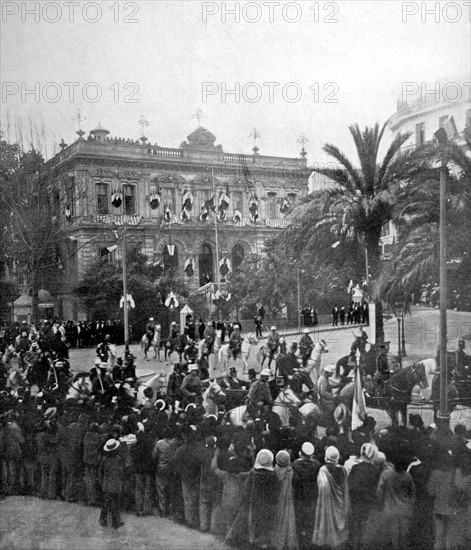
[284,122,412,281]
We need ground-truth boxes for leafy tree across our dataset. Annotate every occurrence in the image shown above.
[0,137,61,322]
[73,245,189,338]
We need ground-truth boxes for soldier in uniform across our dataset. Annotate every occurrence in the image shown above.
[180,364,203,408]
[349,329,368,365]
[376,342,390,394]
[246,368,273,419]
[166,364,184,410]
[228,323,243,360]
[96,334,112,363]
[267,326,280,369]
[299,328,314,368]
[203,319,216,355]
[226,366,249,389]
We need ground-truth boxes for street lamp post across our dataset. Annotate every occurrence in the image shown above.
[401,311,407,357]
[434,125,450,430]
[297,264,301,332]
[394,302,402,368]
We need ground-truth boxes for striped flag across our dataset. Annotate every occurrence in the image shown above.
[351,364,366,431]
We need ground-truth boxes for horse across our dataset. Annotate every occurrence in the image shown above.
[218,335,259,372]
[335,347,378,379]
[197,330,223,371]
[66,372,94,400]
[202,377,227,416]
[135,372,167,406]
[366,362,429,426]
[302,338,329,384]
[430,370,471,422]
[299,382,355,429]
[141,326,162,360]
[228,387,303,428]
[257,344,278,369]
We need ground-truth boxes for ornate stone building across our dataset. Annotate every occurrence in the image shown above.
[45,124,309,320]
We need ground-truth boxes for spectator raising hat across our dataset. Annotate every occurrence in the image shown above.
[104,439,120,452]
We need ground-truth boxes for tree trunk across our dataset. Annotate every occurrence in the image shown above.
[31,267,39,324]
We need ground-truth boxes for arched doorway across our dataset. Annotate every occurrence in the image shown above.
[232,244,245,274]
[199,243,213,286]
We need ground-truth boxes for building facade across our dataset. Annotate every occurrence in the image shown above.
[45,125,309,320]
[381,80,471,258]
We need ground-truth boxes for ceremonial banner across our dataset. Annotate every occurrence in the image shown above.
[351,364,367,431]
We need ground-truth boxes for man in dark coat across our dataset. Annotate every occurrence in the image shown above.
[292,442,321,550]
[99,439,125,528]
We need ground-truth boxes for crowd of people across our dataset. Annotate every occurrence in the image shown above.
[1,355,471,549]
[0,319,125,350]
[332,303,369,327]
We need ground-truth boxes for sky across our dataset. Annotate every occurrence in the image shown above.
[1,0,470,165]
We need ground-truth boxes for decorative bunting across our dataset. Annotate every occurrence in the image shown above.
[93,214,142,226]
[200,205,209,222]
[233,210,242,224]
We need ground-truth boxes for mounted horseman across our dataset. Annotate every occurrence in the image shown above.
[228,323,243,361]
[299,328,314,369]
[266,325,280,369]
[143,317,156,358]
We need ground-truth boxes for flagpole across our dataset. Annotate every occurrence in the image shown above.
[212,167,220,288]
[122,224,129,352]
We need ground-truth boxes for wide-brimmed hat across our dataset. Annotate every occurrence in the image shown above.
[323,364,335,374]
[270,326,276,331]
[334,403,348,423]
[303,328,310,334]
[189,364,199,371]
[360,443,379,463]
[260,368,272,377]
[104,439,120,452]
[276,450,291,467]
[254,449,274,471]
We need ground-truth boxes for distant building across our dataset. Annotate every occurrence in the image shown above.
[44,124,309,320]
[383,78,471,259]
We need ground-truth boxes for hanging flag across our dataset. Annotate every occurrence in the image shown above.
[204,194,215,212]
[165,291,179,310]
[219,191,230,210]
[164,206,172,223]
[233,210,242,224]
[111,191,123,208]
[351,364,367,431]
[200,205,209,222]
[65,205,72,220]
[181,209,191,222]
[218,208,227,222]
[249,195,259,223]
[219,257,231,278]
[347,279,353,293]
[120,294,135,309]
[150,190,161,210]
[184,257,195,277]
[279,197,290,214]
[182,189,194,211]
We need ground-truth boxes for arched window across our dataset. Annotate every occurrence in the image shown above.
[232,244,245,274]
[163,245,178,274]
[199,243,213,286]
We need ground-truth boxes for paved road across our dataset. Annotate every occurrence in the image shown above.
[0,496,229,550]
